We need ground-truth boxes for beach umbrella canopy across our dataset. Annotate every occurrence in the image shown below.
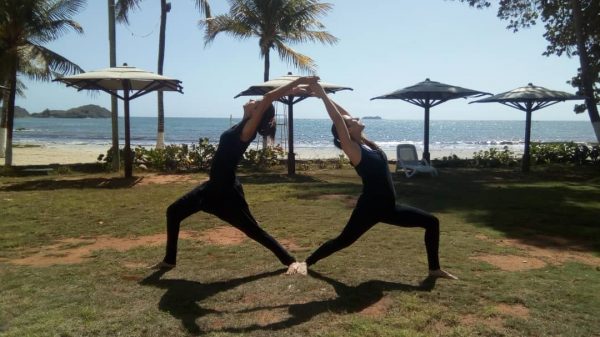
[371,78,490,162]
[54,64,183,178]
[471,83,585,172]
[235,74,352,175]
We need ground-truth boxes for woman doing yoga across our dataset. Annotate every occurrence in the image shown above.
[288,82,457,279]
[153,76,319,273]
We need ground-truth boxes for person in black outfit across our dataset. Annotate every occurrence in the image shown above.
[287,82,457,279]
[152,76,318,273]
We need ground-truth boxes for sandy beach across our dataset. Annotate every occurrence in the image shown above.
[6,143,514,166]
[10,144,109,166]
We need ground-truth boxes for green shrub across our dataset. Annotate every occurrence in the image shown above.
[472,146,519,168]
[242,144,285,169]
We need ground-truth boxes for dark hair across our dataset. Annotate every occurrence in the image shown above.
[331,122,381,152]
[257,103,276,140]
[331,123,342,149]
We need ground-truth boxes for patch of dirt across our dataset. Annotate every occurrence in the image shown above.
[9,231,195,267]
[495,303,529,318]
[461,313,504,330]
[6,225,307,267]
[359,295,392,318]
[474,234,600,269]
[279,238,303,252]
[136,174,197,186]
[472,255,547,271]
[318,194,357,208]
[255,308,289,326]
[197,226,247,245]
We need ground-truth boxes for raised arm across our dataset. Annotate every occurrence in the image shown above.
[309,82,361,165]
[241,76,319,142]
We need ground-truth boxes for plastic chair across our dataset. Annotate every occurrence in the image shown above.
[396,144,438,178]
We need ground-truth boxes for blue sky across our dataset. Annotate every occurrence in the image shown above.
[16,0,588,121]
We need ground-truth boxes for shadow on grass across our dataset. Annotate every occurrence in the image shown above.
[239,173,325,185]
[219,270,437,334]
[402,168,600,252]
[139,268,284,335]
[281,167,600,253]
[0,176,142,191]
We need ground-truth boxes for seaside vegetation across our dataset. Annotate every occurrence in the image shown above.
[0,159,599,336]
[91,140,600,173]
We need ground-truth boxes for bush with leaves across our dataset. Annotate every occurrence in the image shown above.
[472,146,519,168]
[530,142,599,165]
[98,138,217,172]
[242,145,285,169]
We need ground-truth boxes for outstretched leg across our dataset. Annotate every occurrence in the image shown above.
[212,201,296,266]
[305,205,378,266]
[163,183,210,265]
[380,204,456,279]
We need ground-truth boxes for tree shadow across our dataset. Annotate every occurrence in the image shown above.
[239,172,325,185]
[0,176,142,191]
[139,268,284,335]
[219,270,437,333]
[404,168,600,252]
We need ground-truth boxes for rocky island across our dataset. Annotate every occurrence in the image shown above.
[14,104,111,118]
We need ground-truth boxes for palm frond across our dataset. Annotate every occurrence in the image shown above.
[284,30,337,45]
[200,14,253,46]
[30,19,83,44]
[115,0,145,24]
[19,43,84,81]
[273,39,316,74]
[194,0,212,18]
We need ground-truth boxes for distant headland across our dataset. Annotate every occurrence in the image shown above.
[14,104,111,118]
[362,116,382,120]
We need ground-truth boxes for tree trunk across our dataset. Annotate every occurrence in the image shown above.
[108,0,120,171]
[570,0,600,142]
[0,90,8,158]
[262,48,270,149]
[156,0,169,150]
[4,65,18,166]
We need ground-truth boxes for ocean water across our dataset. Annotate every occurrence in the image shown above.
[13,117,597,156]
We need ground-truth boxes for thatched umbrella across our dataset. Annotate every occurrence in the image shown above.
[236,74,352,175]
[471,83,585,172]
[371,78,490,162]
[55,64,183,178]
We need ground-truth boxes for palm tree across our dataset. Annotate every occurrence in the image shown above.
[0,0,85,166]
[201,0,338,82]
[115,0,211,149]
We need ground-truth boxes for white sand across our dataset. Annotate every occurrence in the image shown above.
[7,143,521,166]
[10,144,108,165]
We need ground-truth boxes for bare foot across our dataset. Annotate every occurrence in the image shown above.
[149,261,176,270]
[286,262,300,275]
[296,262,308,276]
[429,269,458,280]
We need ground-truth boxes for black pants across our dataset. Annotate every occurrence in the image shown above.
[306,196,440,270]
[163,180,295,266]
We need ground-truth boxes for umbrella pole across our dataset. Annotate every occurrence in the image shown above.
[287,98,295,175]
[123,85,133,178]
[423,105,430,163]
[523,106,532,173]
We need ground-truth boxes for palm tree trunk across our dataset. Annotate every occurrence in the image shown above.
[156,0,169,150]
[4,64,18,166]
[0,90,8,158]
[262,48,271,149]
[570,0,600,142]
[263,48,270,82]
[108,0,120,171]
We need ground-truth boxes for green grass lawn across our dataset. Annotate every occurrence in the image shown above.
[1,164,599,337]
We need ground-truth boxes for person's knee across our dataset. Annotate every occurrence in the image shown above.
[166,203,181,221]
[428,216,440,230]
